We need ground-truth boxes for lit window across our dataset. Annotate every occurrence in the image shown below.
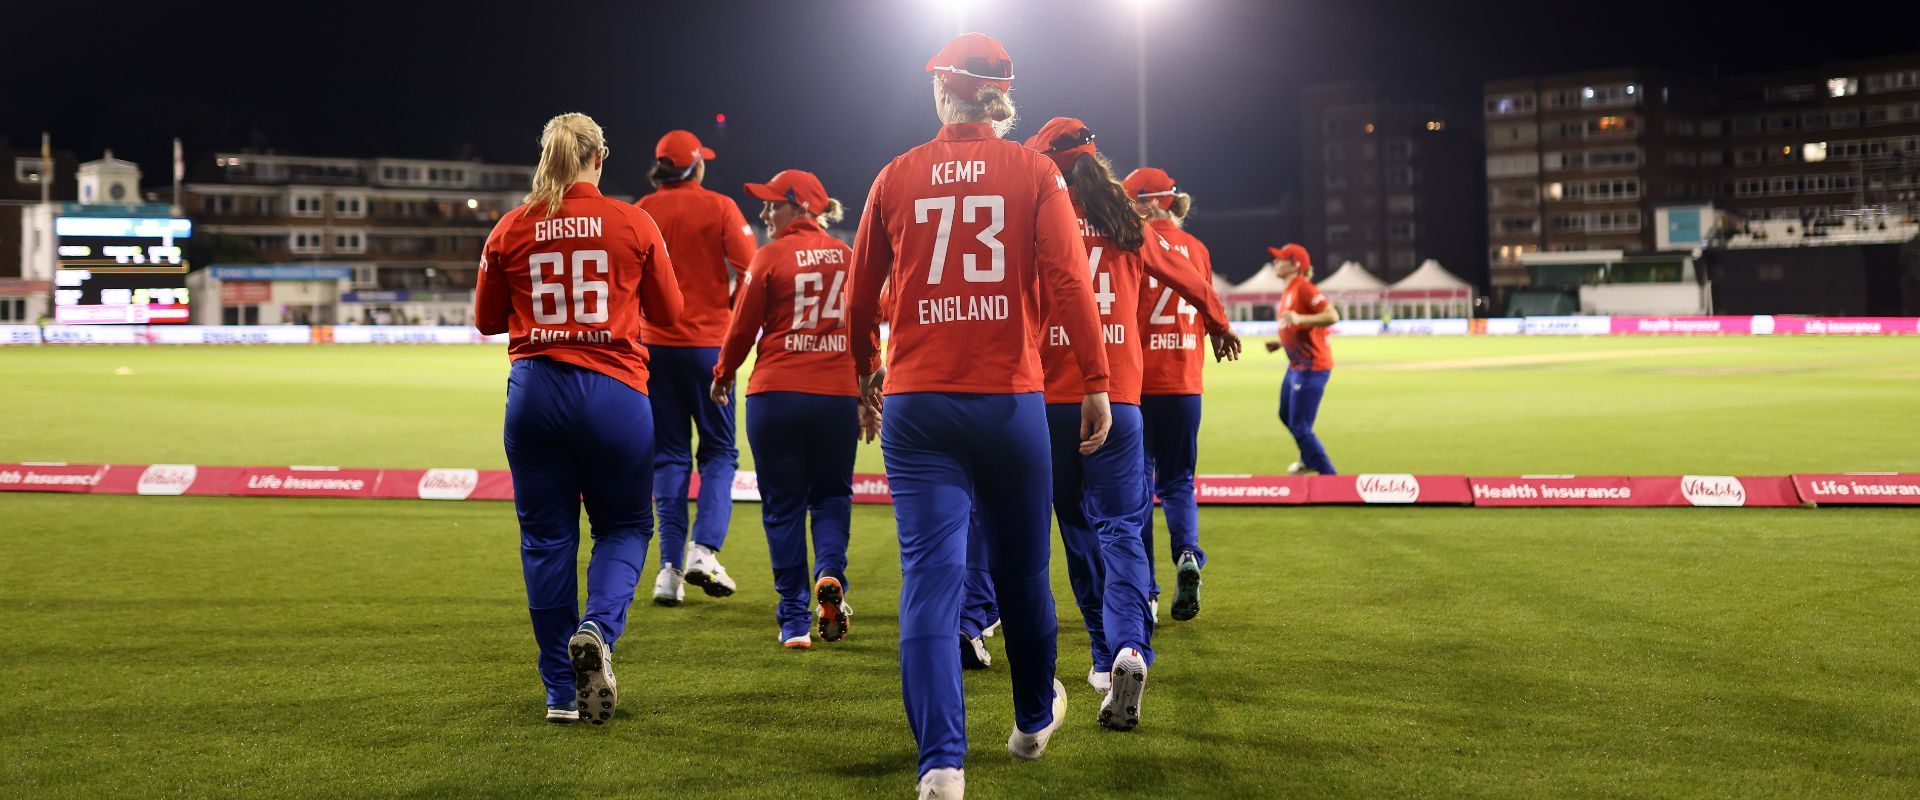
[1545,182,1564,200]
[1804,142,1828,162]
[1828,77,1858,97]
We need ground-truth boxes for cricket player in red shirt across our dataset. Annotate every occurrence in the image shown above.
[1022,117,1239,731]
[1123,166,1213,622]
[845,33,1112,797]
[710,169,861,650]
[637,130,760,605]
[473,113,684,725]
[1262,243,1340,475]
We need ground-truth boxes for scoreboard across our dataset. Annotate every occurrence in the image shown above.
[52,216,193,324]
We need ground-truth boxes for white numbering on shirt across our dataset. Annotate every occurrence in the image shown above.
[529,249,610,325]
[793,270,847,329]
[914,195,1006,284]
[1146,277,1197,325]
[1087,246,1116,316]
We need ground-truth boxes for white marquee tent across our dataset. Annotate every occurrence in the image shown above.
[1384,259,1474,319]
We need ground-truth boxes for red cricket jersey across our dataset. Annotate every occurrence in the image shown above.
[713,216,858,397]
[474,182,684,394]
[848,123,1109,395]
[1138,219,1216,396]
[1041,209,1228,405]
[635,182,759,347]
[1280,275,1335,371]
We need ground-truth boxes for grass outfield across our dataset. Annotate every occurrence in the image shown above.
[2,336,1919,473]
[3,337,1919,797]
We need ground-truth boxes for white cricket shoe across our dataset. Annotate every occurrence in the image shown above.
[684,545,737,597]
[1006,678,1067,760]
[545,703,579,724]
[960,634,992,669]
[917,767,964,799]
[1286,461,1318,476]
[782,633,812,650]
[568,622,618,725]
[1098,648,1148,731]
[981,618,1001,638]
[652,566,685,606]
[1087,666,1111,693]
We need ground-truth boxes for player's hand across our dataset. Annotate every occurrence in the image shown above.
[1211,330,1242,362]
[1079,392,1112,455]
[1264,339,1282,354]
[709,379,733,407]
[1279,310,1300,327]
[858,404,882,444]
[858,366,888,416]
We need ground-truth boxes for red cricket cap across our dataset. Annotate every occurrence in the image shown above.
[926,32,1014,99]
[1023,117,1096,174]
[1123,167,1180,210]
[1269,243,1312,274]
[744,169,831,215]
[655,130,716,171]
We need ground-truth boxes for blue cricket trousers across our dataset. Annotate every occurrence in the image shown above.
[1047,402,1156,674]
[883,392,1058,776]
[646,345,738,569]
[1140,393,1207,599]
[959,506,1000,639]
[745,391,858,639]
[504,357,655,707]
[1279,369,1336,475]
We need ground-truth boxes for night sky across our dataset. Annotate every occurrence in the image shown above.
[6,0,1917,278]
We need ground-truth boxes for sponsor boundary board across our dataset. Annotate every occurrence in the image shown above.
[5,317,1920,346]
[5,463,1914,507]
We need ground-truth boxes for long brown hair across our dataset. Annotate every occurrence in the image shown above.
[1068,151,1145,251]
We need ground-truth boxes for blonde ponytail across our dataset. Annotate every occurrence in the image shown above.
[816,198,846,228]
[1169,192,1193,226]
[937,76,1019,138]
[526,112,606,217]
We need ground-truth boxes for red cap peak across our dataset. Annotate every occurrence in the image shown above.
[655,130,716,171]
[1023,117,1096,174]
[926,32,1014,98]
[744,169,830,215]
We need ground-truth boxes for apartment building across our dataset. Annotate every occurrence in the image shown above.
[1484,54,1920,289]
[1303,83,1484,286]
[182,152,535,323]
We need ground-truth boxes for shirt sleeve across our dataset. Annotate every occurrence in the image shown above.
[714,246,775,385]
[1141,231,1229,334]
[626,206,683,327]
[472,211,514,336]
[1033,166,1110,393]
[720,198,759,272]
[847,166,893,379]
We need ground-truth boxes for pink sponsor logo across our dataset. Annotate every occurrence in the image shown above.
[417,468,479,501]
[136,464,198,496]
[851,474,893,503]
[1793,473,1920,505]
[0,463,104,492]
[729,471,763,503]
[1610,316,1754,335]
[1355,474,1420,503]
[1679,475,1746,507]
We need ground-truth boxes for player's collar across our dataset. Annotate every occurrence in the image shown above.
[563,182,603,199]
[936,122,997,141]
[777,217,823,238]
